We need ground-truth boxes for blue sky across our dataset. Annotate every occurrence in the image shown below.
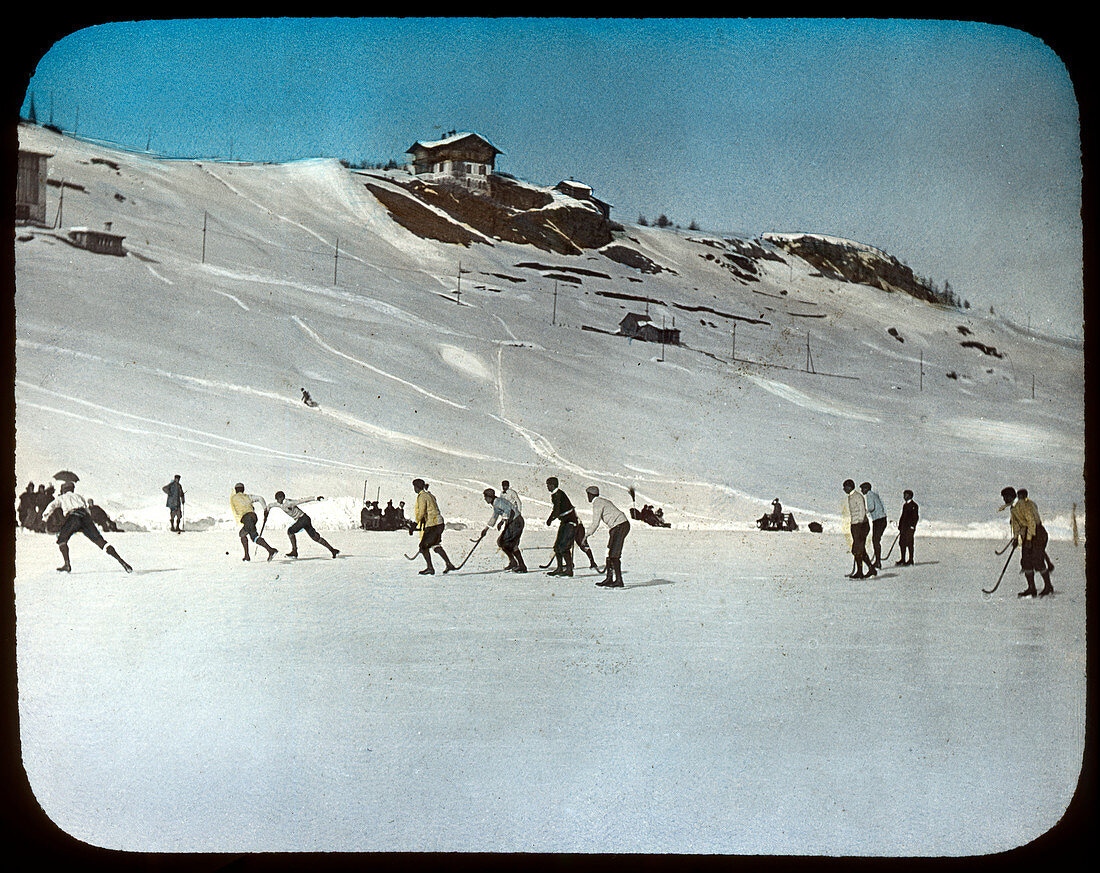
[17,18,1084,338]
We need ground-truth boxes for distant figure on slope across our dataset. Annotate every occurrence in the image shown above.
[544,477,580,577]
[301,388,318,408]
[162,474,185,533]
[230,483,278,562]
[481,488,527,572]
[842,479,876,579]
[412,479,456,575]
[585,485,630,588]
[896,490,919,566]
[770,499,783,521]
[86,499,121,533]
[43,482,132,573]
[999,486,1054,598]
[860,482,888,568]
[17,482,36,529]
[268,491,339,559]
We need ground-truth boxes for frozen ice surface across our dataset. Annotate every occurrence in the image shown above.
[15,526,1085,854]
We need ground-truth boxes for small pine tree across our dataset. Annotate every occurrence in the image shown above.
[688,220,700,231]
[638,214,649,226]
[656,214,671,228]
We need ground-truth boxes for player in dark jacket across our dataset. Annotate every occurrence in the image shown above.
[545,477,580,576]
[896,490,919,565]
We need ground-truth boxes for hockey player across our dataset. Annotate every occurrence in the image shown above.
[896,490,919,565]
[162,474,185,532]
[42,482,132,573]
[230,483,278,562]
[481,488,527,572]
[584,486,630,588]
[266,491,340,559]
[1000,486,1054,598]
[412,479,457,575]
[860,482,888,568]
[842,479,877,578]
[501,480,522,516]
[544,477,582,576]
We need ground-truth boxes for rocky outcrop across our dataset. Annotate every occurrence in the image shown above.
[362,173,615,255]
[763,233,942,303]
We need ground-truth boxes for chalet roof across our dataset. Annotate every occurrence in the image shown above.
[407,131,502,156]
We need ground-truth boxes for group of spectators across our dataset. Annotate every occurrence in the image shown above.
[17,480,120,534]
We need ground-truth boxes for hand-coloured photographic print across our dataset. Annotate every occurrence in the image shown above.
[11,18,1086,856]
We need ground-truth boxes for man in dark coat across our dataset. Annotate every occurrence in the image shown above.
[896,489,919,565]
[545,477,579,577]
[87,500,121,533]
[17,483,36,529]
[163,474,185,532]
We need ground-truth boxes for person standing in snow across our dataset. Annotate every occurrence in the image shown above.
[43,481,132,573]
[86,499,121,533]
[584,485,630,588]
[896,489,919,566]
[481,487,527,572]
[230,483,278,562]
[501,480,522,516]
[860,482,888,568]
[162,474,185,533]
[999,486,1054,598]
[412,479,457,575]
[266,491,340,559]
[17,482,36,529]
[842,479,877,578]
[544,477,581,577]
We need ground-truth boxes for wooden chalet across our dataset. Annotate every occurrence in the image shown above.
[406,131,500,191]
[16,148,52,225]
[618,312,680,345]
[68,224,126,256]
[553,179,612,220]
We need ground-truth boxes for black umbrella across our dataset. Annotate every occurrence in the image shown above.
[53,470,80,483]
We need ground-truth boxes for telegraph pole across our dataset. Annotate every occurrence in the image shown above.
[919,350,924,391]
[333,236,339,285]
[201,211,208,264]
[552,281,558,325]
[731,324,737,361]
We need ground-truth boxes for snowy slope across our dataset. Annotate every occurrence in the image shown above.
[14,123,1085,538]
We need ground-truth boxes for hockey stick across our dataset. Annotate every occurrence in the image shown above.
[983,540,1017,594]
[994,537,1015,556]
[449,531,486,571]
[882,531,900,561]
[258,508,269,539]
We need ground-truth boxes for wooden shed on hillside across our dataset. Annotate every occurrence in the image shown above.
[16,149,52,225]
[68,224,126,256]
[553,179,613,220]
[406,131,500,191]
[619,312,680,345]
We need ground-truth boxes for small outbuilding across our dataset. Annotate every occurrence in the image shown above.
[553,179,612,220]
[618,312,680,345]
[68,224,126,256]
[16,148,53,225]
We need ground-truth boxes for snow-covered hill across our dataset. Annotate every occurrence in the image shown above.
[14,123,1085,538]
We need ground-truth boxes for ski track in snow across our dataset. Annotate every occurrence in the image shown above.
[744,374,882,422]
[293,317,466,410]
[144,264,173,285]
[15,342,502,465]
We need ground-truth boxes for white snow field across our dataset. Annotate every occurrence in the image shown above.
[14,528,1085,854]
[12,122,1086,854]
